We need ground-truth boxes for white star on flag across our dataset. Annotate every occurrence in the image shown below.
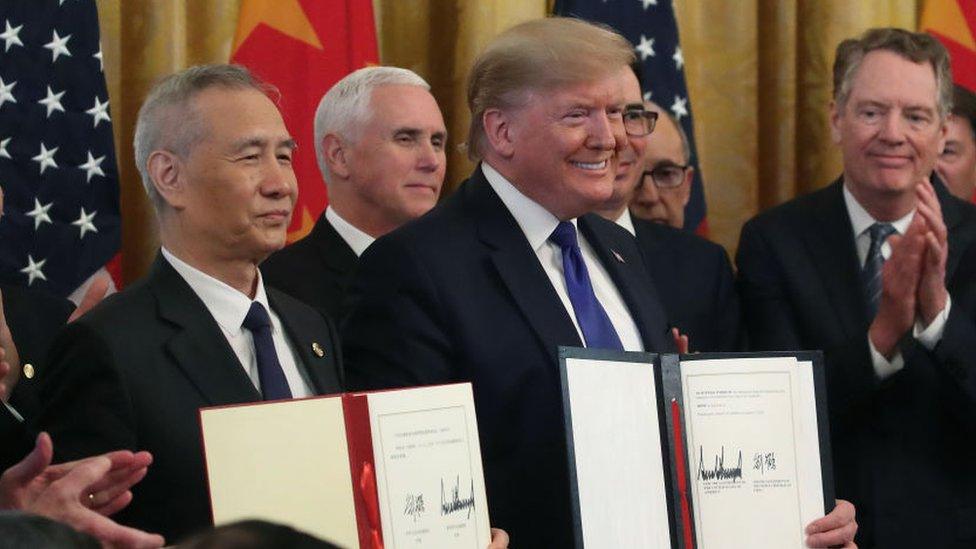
[72,207,98,238]
[32,142,59,174]
[671,95,688,120]
[20,255,48,286]
[85,96,110,128]
[38,86,66,118]
[93,47,103,71]
[43,30,72,62]
[642,0,658,9]
[0,19,24,52]
[643,91,653,102]
[673,46,684,70]
[78,150,106,182]
[0,77,17,109]
[25,198,54,230]
[0,137,10,159]
[635,34,655,61]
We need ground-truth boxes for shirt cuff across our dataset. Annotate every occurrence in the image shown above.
[914,295,951,350]
[869,336,905,380]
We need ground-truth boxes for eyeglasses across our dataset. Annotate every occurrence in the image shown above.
[623,108,658,137]
[642,163,689,189]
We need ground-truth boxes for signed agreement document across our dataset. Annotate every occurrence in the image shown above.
[199,383,491,549]
[662,352,834,549]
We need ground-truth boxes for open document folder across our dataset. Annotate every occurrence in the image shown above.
[560,348,834,549]
[199,383,491,549]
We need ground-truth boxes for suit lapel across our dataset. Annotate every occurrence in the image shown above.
[465,173,583,360]
[579,215,672,351]
[150,256,261,405]
[933,175,968,280]
[311,215,359,278]
[268,289,342,394]
[798,180,868,335]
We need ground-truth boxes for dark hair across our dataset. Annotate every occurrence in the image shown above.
[177,519,343,549]
[0,511,100,549]
[833,28,952,118]
[952,84,976,138]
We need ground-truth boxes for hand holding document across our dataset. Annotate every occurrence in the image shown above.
[199,383,491,549]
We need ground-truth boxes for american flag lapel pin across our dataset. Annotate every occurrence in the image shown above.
[611,249,626,264]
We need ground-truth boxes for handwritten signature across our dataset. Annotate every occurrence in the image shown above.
[697,445,743,481]
[403,493,426,522]
[440,475,476,519]
[753,451,777,474]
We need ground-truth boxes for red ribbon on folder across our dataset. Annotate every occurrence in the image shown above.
[670,398,695,548]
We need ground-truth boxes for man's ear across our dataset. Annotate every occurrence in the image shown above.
[482,108,516,159]
[829,100,842,144]
[680,166,694,207]
[146,150,186,210]
[323,134,350,179]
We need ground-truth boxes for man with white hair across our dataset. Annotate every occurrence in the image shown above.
[262,66,446,317]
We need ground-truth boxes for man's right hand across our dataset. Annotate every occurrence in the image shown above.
[0,288,20,402]
[868,214,926,358]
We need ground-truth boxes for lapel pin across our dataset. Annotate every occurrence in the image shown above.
[611,249,626,264]
[23,363,35,379]
[311,342,325,358]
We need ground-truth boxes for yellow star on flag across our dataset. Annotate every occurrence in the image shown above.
[233,0,323,54]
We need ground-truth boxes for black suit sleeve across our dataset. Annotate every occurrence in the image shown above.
[34,321,138,462]
[342,236,457,391]
[736,218,882,428]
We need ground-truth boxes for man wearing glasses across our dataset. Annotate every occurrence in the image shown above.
[595,90,740,353]
[631,102,695,228]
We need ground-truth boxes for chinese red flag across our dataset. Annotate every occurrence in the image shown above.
[921,0,976,92]
[231,0,379,242]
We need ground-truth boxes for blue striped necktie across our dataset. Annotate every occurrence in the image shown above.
[862,223,896,320]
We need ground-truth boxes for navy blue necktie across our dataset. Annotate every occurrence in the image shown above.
[242,302,292,400]
[549,221,624,351]
[862,222,897,320]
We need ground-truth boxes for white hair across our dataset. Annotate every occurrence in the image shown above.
[313,66,430,185]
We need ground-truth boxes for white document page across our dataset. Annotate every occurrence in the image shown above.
[564,357,673,548]
[366,383,491,549]
[680,357,826,549]
[200,397,359,548]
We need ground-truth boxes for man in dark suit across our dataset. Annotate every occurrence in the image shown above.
[595,90,740,352]
[33,65,343,544]
[737,28,976,548]
[262,67,447,318]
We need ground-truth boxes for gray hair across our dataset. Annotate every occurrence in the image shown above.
[313,66,430,185]
[133,64,272,211]
[833,28,953,119]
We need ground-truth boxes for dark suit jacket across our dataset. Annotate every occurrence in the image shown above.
[34,255,344,543]
[0,284,73,470]
[342,168,675,547]
[632,217,741,352]
[262,214,358,320]
[736,177,976,548]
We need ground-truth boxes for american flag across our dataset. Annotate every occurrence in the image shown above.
[0,0,120,299]
[554,0,708,234]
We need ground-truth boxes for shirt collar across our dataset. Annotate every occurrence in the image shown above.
[161,247,272,336]
[482,162,574,250]
[842,183,915,238]
[614,209,636,236]
[325,205,375,257]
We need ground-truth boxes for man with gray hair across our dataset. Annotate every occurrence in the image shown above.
[33,64,343,543]
[737,28,976,548]
[262,66,446,318]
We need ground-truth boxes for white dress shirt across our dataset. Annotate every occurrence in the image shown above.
[162,248,313,397]
[326,205,375,258]
[842,184,950,380]
[615,209,637,236]
[482,163,644,351]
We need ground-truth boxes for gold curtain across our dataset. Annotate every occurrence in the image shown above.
[97,0,918,283]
